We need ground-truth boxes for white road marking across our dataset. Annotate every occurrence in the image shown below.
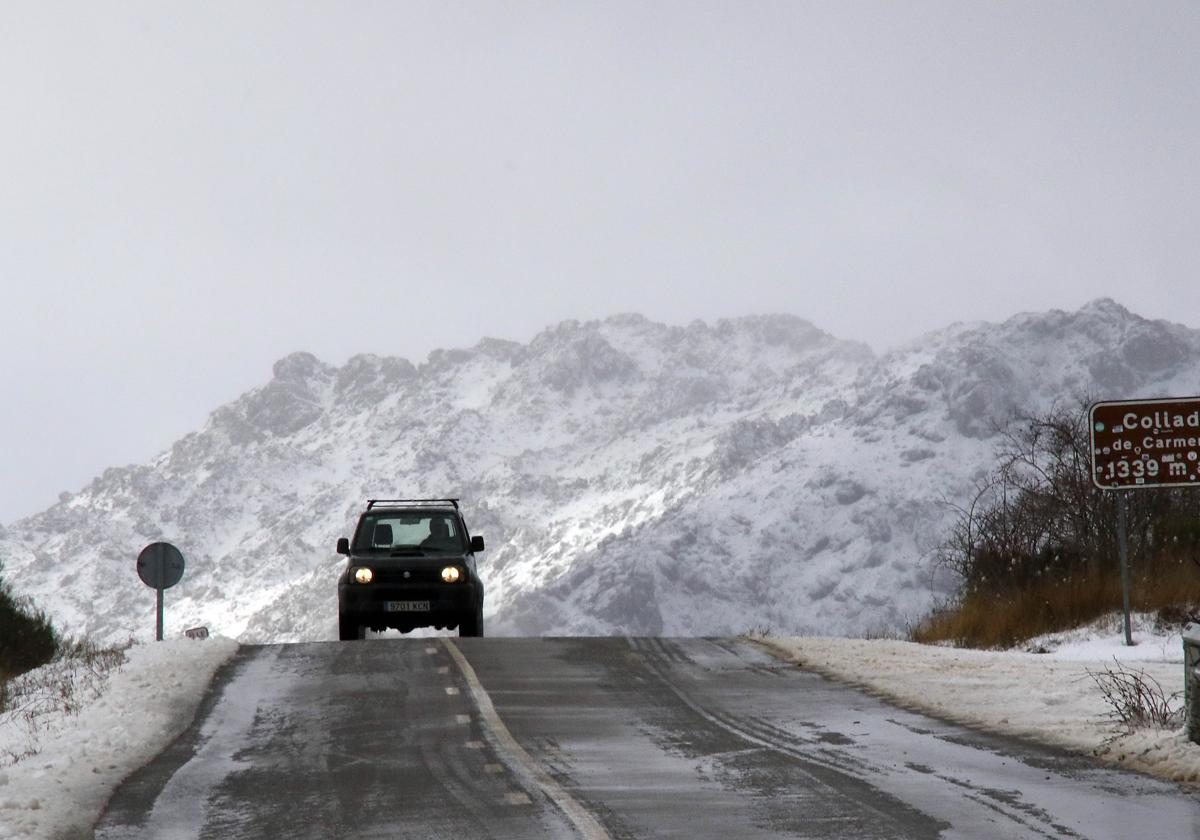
[445,686,460,696]
[425,647,438,655]
[465,740,485,749]
[484,763,505,774]
[442,638,611,840]
[456,714,471,725]
[505,791,532,806]
[437,666,450,674]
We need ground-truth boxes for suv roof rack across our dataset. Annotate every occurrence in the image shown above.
[366,498,460,510]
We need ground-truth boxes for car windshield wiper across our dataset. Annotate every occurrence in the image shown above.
[388,548,425,556]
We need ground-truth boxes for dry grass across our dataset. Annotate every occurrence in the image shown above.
[912,559,1200,649]
[0,639,127,764]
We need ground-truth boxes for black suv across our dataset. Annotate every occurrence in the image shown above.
[336,499,485,640]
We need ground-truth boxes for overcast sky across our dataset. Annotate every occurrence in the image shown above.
[2,2,1199,524]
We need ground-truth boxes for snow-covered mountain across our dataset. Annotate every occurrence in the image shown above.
[3,299,1197,644]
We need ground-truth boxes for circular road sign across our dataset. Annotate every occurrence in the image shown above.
[136,542,186,590]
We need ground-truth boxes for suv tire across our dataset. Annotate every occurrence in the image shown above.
[339,614,365,641]
[459,607,484,638]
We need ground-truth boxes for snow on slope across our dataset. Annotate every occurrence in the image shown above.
[2,301,1199,644]
[0,637,238,840]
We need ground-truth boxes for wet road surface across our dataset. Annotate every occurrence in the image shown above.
[96,637,1200,839]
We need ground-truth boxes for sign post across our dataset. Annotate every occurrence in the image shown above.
[1091,396,1200,646]
[136,542,186,641]
[1116,493,1132,647]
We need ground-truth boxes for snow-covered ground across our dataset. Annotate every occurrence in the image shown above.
[759,613,1200,787]
[0,636,238,840]
[1,616,1197,840]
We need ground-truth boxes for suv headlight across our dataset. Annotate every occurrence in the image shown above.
[440,566,462,583]
[353,567,374,584]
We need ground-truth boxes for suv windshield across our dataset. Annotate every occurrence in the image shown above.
[353,511,466,554]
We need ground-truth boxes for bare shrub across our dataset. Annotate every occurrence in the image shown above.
[743,623,773,640]
[861,623,904,641]
[1086,659,1182,734]
[922,395,1200,648]
[1153,602,1200,631]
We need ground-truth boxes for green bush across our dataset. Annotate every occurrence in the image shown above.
[0,573,60,680]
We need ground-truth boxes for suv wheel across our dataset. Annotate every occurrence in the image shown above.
[339,614,365,641]
[459,607,484,638]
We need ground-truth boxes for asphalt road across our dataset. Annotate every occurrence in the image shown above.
[95,637,1200,839]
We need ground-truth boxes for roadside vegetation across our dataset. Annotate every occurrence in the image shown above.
[914,397,1200,649]
[1,561,128,763]
[1,637,127,764]
[0,563,60,685]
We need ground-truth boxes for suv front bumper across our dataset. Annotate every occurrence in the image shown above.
[338,580,481,627]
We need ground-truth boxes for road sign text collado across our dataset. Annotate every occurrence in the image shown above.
[1091,397,1200,490]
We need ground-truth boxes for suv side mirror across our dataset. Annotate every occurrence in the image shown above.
[470,535,485,553]
[336,537,350,555]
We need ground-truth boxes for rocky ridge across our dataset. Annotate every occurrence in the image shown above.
[2,300,1197,643]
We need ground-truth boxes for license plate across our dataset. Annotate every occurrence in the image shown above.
[386,600,430,612]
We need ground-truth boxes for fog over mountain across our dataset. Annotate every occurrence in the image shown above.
[2,299,1197,644]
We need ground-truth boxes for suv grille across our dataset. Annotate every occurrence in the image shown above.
[373,568,447,584]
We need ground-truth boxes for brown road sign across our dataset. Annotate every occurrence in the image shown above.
[1090,397,1200,490]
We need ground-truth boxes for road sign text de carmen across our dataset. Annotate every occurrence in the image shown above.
[1091,397,1200,490]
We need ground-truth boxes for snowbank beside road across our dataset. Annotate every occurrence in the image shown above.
[758,626,1199,786]
[2,619,1196,840]
[0,636,238,840]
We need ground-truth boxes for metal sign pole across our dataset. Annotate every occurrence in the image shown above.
[1090,398,1200,649]
[136,541,185,642]
[1117,492,1133,647]
[154,550,165,642]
